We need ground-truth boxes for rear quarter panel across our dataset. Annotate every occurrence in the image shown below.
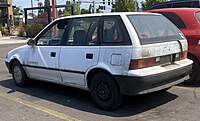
[96,46,133,75]
[178,11,200,62]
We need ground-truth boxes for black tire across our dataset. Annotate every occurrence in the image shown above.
[184,56,200,85]
[90,73,122,110]
[12,61,29,87]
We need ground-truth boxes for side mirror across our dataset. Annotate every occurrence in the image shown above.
[27,38,35,46]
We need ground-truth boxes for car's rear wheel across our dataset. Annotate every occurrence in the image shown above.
[184,56,200,85]
[90,73,122,110]
[12,61,29,87]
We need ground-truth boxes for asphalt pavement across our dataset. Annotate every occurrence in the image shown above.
[0,38,200,121]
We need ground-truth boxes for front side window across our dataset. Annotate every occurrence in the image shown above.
[127,14,185,44]
[65,17,99,45]
[37,20,69,46]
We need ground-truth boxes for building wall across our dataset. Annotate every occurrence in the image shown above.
[0,0,13,26]
[7,0,13,19]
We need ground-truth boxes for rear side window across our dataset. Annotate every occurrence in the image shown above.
[153,4,168,9]
[192,1,199,8]
[154,4,172,9]
[101,16,131,45]
[172,2,192,7]
[127,14,185,45]
[196,12,200,23]
[148,3,172,10]
[159,12,186,29]
[103,18,122,43]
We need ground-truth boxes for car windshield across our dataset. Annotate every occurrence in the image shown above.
[196,12,200,23]
[127,14,185,45]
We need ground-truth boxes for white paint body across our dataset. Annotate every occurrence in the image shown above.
[5,12,193,92]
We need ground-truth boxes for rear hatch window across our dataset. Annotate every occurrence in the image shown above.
[127,14,185,45]
[196,12,200,23]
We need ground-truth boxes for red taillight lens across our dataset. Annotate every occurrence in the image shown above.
[179,51,188,60]
[129,52,188,70]
[174,51,188,61]
[173,51,188,61]
[129,57,158,70]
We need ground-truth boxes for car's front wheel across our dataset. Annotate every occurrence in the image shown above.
[90,73,122,110]
[12,61,29,87]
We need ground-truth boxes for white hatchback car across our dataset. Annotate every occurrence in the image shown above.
[5,12,192,110]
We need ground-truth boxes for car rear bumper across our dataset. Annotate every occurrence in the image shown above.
[114,64,192,95]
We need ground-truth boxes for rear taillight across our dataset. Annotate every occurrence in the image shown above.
[174,51,187,61]
[129,57,159,70]
[129,51,188,70]
[179,51,188,60]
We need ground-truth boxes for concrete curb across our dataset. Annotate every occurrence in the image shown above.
[0,36,28,44]
[10,36,28,40]
[0,36,28,40]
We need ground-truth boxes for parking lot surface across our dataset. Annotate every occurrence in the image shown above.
[0,38,200,121]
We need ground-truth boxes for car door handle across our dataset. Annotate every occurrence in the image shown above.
[86,53,93,59]
[50,52,56,57]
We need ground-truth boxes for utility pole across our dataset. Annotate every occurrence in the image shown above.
[52,0,56,20]
[52,0,57,33]
[93,1,96,13]
[31,0,33,16]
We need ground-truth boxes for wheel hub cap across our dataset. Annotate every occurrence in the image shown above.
[97,82,111,101]
[13,66,22,83]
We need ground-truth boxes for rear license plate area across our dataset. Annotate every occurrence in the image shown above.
[160,55,172,65]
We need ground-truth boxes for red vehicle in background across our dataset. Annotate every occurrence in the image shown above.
[148,8,200,84]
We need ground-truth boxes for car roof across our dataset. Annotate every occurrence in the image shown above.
[147,8,200,13]
[149,0,199,5]
[147,0,199,10]
[54,12,161,21]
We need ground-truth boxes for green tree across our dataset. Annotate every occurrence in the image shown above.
[64,1,81,15]
[112,0,138,12]
[44,0,50,12]
[58,9,63,17]
[96,8,103,13]
[81,9,91,14]
[13,6,23,15]
[141,0,166,11]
